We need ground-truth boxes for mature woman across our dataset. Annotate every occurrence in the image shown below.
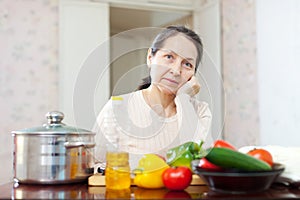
[93,25,212,168]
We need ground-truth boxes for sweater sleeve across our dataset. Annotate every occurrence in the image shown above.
[175,94,212,143]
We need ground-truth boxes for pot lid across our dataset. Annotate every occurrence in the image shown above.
[12,111,95,135]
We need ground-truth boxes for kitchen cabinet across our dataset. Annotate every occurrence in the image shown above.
[59,0,110,130]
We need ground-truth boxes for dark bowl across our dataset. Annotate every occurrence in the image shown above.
[191,160,285,194]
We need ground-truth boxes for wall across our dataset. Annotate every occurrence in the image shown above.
[221,0,300,148]
[256,0,300,146]
[221,0,260,148]
[0,0,59,184]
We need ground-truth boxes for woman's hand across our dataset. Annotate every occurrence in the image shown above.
[176,76,200,97]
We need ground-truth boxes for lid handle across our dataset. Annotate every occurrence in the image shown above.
[46,111,64,125]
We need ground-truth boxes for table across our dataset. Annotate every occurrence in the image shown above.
[0,181,299,199]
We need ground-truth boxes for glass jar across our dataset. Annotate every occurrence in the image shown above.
[105,151,131,190]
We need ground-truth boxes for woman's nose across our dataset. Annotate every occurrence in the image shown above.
[170,61,181,75]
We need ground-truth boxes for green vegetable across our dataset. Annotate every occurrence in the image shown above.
[166,141,201,169]
[205,147,272,171]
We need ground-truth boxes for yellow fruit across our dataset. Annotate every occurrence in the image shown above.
[133,154,170,189]
[136,154,168,172]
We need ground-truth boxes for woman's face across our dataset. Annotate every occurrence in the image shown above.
[148,33,198,95]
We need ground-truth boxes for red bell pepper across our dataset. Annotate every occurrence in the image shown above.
[198,158,222,170]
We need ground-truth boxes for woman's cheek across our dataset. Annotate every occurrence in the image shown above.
[182,71,194,82]
[149,67,160,83]
[150,64,170,83]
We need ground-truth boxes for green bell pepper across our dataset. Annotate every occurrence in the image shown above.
[166,141,203,169]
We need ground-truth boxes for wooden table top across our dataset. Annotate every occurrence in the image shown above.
[0,181,299,199]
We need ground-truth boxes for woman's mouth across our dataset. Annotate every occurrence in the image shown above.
[162,78,179,85]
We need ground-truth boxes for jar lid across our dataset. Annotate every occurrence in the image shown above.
[12,111,95,135]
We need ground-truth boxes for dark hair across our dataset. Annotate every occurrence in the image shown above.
[137,25,203,90]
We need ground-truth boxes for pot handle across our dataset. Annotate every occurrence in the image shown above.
[64,141,95,148]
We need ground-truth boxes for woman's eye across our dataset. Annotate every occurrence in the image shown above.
[166,54,173,59]
[184,62,193,68]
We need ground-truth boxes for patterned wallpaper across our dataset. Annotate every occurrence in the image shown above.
[221,0,260,148]
[0,0,58,183]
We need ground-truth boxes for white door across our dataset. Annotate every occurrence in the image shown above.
[59,0,110,129]
[193,0,223,144]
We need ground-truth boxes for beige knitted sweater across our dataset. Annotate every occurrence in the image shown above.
[92,90,212,168]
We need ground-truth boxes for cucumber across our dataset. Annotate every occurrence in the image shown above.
[205,147,272,171]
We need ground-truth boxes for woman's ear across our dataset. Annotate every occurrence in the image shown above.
[146,48,152,67]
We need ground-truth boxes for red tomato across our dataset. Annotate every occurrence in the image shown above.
[198,158,222,170]
[162,167,193,190]
[247,148,274,166]
[213,140,236,150]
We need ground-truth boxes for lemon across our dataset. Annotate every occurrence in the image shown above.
[133,154,169,189]
[136,154,168,172]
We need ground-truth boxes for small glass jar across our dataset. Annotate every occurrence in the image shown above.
[105,151,131,190]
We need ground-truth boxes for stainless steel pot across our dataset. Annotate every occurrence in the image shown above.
[12,111,96,184]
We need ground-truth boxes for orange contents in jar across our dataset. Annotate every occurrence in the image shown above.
[105,151,131,190]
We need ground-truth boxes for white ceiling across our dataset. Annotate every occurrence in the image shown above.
[110,6,191,34]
